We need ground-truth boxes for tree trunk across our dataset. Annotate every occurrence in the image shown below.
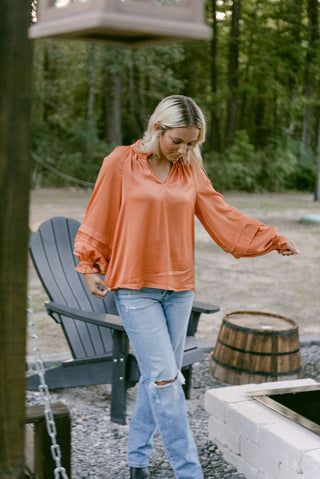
[238,5,255,134]
[302,0,318,151]
[131,50,145,139]
[315,115,320,201]
[87,44,97,155]
[105,64,122,145]
[210,0,221,152]
[286,0,304,135]
[225,0,241,148]
[0,1,33,478]
[302,84,314,151]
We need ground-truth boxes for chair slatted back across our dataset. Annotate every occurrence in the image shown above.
[29,217,116,359]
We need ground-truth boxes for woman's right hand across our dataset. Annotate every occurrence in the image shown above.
[83,273,110,299]
[278,239,300,258]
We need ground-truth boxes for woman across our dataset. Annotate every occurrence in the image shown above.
[74,95,299,479]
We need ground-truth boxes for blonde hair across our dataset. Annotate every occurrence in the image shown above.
[138,95,206,168]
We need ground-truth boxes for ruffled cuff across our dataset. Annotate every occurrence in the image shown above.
[273,234,288,253]
[74,242,108,275]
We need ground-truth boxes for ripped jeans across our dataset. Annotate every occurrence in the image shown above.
[115,288,203,479]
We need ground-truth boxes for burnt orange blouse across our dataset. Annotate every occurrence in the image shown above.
[74,142,287,291]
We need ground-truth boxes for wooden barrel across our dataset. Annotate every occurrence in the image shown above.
[210,311,301,385]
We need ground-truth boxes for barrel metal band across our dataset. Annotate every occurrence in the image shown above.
[212,356,301,377]
[217,338,300,357]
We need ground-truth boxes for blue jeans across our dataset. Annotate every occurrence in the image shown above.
[115,287,203,479]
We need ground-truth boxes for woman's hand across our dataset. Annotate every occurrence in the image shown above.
[83,273,110,299]
[279,239,300,258]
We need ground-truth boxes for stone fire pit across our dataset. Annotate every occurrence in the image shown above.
[205,378,320,479]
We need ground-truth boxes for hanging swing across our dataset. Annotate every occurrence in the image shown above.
[29,0,211,46]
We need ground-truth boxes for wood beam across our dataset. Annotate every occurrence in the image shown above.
[0,1,33,477]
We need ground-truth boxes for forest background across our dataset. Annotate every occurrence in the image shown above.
[31,0,320,197]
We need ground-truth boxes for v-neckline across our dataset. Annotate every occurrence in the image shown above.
[146,157,174,184]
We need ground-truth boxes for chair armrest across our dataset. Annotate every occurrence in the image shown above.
[187,301,220,337]
[45,301,125,332]
[192,301,220,314]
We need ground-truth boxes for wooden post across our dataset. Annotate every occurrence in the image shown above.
[25,403,71,479]
[0,1,33,478]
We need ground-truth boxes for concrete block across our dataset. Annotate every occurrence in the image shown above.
[278,462,306,479]
[222,448,259,479]
[208,416,240,455]
[204,389,228,422]
[260,420,320,472]
[256,471,272,479]
[226,401,282,444]
[240,436,279,478]
[205,378,319,478]
[256,474,269,479]
[205,379,317,417]
[301,449,320,478]
[205,383,268,412]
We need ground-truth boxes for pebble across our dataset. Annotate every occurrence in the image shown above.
[26,344,320,478]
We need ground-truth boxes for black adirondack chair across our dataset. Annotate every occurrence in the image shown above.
[27,217,219,424]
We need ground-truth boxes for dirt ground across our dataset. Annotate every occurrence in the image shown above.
[27,188,320,357]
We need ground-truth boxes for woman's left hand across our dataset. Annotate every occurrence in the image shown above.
[279,239,300,258]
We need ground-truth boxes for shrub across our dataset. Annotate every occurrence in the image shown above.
[204,132,316,192]
[204,130,262,192]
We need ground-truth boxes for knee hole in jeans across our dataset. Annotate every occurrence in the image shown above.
[154,375,177,387]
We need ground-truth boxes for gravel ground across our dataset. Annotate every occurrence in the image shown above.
[26,343,320,479]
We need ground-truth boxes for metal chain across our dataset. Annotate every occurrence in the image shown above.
[27,296,69,479]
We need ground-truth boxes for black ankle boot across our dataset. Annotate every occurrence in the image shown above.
[130,466,150,479]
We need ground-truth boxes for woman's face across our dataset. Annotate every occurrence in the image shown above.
[157,126,200,163]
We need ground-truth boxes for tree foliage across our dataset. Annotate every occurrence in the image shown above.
[31,0,320,193]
